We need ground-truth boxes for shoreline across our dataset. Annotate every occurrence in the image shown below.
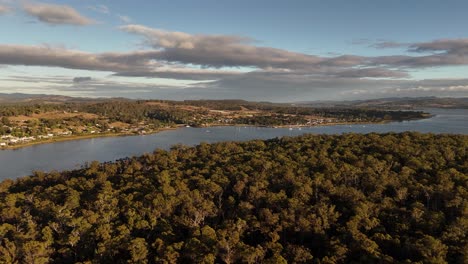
[1,126,181,150]
[0,116,431,150]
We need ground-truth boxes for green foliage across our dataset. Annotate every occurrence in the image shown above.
[0,132,466,263]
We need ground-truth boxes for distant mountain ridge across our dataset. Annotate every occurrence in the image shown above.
[0,93,117,104]
[0,93,467,109]
[0,93,73,103]
[296,97,468,109]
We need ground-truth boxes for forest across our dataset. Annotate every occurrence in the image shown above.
[0,132,466,263]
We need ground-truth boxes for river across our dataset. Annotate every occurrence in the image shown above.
[0,108,467,180]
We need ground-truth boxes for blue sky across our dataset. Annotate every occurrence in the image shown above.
[0,0,468,101]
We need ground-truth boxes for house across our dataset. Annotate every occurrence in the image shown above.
[0,142,6,146]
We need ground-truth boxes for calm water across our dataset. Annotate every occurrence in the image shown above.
[1,108,467,180]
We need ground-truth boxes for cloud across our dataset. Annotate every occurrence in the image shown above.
[0,4,10,14]
[120,25,446,78]
[120,25,468,72]
[87,4,132,24]
[3,73,468,102]
[1,19,467,100]
[73,76,92,83]
[203,73,468,101]
[372,54,468,68]
[319,55,365,67]
[0,44,158,72]
[0,41,439,82]
[22,2,95,25]
[408,38,468,54]
[0,24,434,81]
[114,68,241,80]
[333,68,409,78]
[370,39,468,53]
[1,75,74,84]
[367,39,468,67]
[371,41,408,49]
[0,75,204,99]
[120,24,326,70]
[0,44,243,81]
[3,24,468,98]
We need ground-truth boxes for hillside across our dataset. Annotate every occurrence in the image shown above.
[298,97,468,109]
[0,133,466,263]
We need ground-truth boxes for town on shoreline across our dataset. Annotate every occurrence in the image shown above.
[0,99,430,149]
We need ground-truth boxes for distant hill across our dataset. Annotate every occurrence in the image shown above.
[0,93,118,104]
[1,93,467,109]
[297,97,468,109]
[0,93,76,103]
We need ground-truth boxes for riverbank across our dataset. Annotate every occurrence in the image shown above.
[1,126,181,150]
[0,108,464,180]
[0,114,433,150]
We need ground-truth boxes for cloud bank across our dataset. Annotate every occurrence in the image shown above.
[3,25,468,81]
[370,39,468,67]
[120,25,468,77]
[1,22,468,100]
[4,73,468,102]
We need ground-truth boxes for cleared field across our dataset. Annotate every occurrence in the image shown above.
[109,121,130,128]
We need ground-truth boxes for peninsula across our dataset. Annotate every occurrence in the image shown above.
[0,96,430,149]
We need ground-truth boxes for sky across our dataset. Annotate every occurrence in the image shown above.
[0,0,468,102]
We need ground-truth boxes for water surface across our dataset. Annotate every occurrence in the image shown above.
[1,108,466,180]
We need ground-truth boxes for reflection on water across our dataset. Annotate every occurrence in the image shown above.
[0,108,467,180]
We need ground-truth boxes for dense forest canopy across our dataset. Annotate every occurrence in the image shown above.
[0,132,466,263]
